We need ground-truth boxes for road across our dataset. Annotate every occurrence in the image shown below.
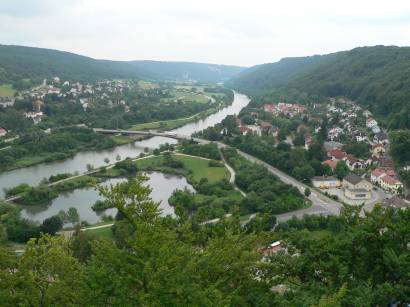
[216,142,343,221]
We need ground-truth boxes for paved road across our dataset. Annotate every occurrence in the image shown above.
[216,142,343,221]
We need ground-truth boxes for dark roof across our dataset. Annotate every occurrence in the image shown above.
[382,197,408,209]
[343,173,363,185]
[375,132,388,140]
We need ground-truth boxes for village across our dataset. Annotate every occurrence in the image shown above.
[233,97,408,210]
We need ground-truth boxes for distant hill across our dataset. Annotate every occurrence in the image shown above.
[130,60,244,83]
[229,46,410,129]
[0,45,245,89]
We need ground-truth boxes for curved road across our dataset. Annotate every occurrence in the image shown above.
[94,129,343,221]
[216,143,343,222]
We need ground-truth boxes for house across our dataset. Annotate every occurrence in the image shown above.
[366,118,378,128]
[380,175,403,194]
[353,131,367,142]
[24,111,43,124]
[312,176,341,189]
[304,134,313,150]
[263,104,278,114]
[363,110,372,118]
[345,154,364,170]
[0,96,15,108]
[328,127,343,141]
[324,141,344,151]
[261,241,283,257]
[371,168,386,184]
[379,156,394,168]
[259,121,273,134]
[371,126,381,134]
[47,86,61,94]
[327,149,347,161]
[239,126,251,135]
[247,125,262,136]
[322,159,338,171]
[372,144,385,157]
[343,173,372,200]
[373,132,389,145]
[382,197,408,210]
[0,127,7,137]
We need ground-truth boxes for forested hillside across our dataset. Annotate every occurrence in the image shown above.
[0,45,244,89]
[131,60,244,82]
[230,46,410,129]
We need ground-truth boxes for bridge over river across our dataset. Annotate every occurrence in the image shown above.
[92,128,210,145]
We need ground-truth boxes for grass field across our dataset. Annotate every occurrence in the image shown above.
[0,84,15,97]
[138,80,159,89]
[137,154,229,183]
[131,115,199,131]
[160,89,211,104]
[110,135,137,145]
[86,226,114,239]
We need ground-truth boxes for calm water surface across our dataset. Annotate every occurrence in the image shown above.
[1,92,250,222]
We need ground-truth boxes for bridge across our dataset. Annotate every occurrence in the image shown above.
[92,128,210,144]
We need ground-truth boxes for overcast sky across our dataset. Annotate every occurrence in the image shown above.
[1,0,409,66]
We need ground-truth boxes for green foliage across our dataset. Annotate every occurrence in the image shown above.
[40,215,63,235]
[19,186,58,206]
[390,130,410,165]
[180,141,221,160]
[335,160,349,180]
[91,200,112,212]
[0,179,408,305]
[343,140,371,159]
[0,45,243,86]
[223,148,306,215]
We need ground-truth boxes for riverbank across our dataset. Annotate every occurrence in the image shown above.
[0,134,147,174]
[130,95,234,131]
[0,92,250,199]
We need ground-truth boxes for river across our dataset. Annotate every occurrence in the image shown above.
[1,91,250,222]
[20,172,195,224]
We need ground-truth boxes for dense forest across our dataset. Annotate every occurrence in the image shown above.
[0,45,244,88]
[229,46,410,129]
[0,177,408,305]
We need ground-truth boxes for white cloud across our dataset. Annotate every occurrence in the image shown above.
[0,0,409,66]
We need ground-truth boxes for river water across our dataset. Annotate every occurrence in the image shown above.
[20,172,195,224]
[1,91,250,222]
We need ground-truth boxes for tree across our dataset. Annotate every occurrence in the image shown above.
[67,207,79,223]
[0,235,83,306]
[40,215,63,235]
[335,160,349,180]
[86,164,94,172]
[104,157,110,164]
[304,187,311,197]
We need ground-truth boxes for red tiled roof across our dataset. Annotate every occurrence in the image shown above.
[371,168,384,178]
[328,149,347,160]
[381,175,400,185]
[323,159,337,170]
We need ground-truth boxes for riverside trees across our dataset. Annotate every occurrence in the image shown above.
[0,178,408,305]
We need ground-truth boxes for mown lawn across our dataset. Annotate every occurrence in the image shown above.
[136,154,229,183]
[0,84,15,97]
[173,155,229,183]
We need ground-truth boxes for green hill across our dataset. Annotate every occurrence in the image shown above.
[131,60,244,83]
[0,45,245,89]
[229,46,410,129]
